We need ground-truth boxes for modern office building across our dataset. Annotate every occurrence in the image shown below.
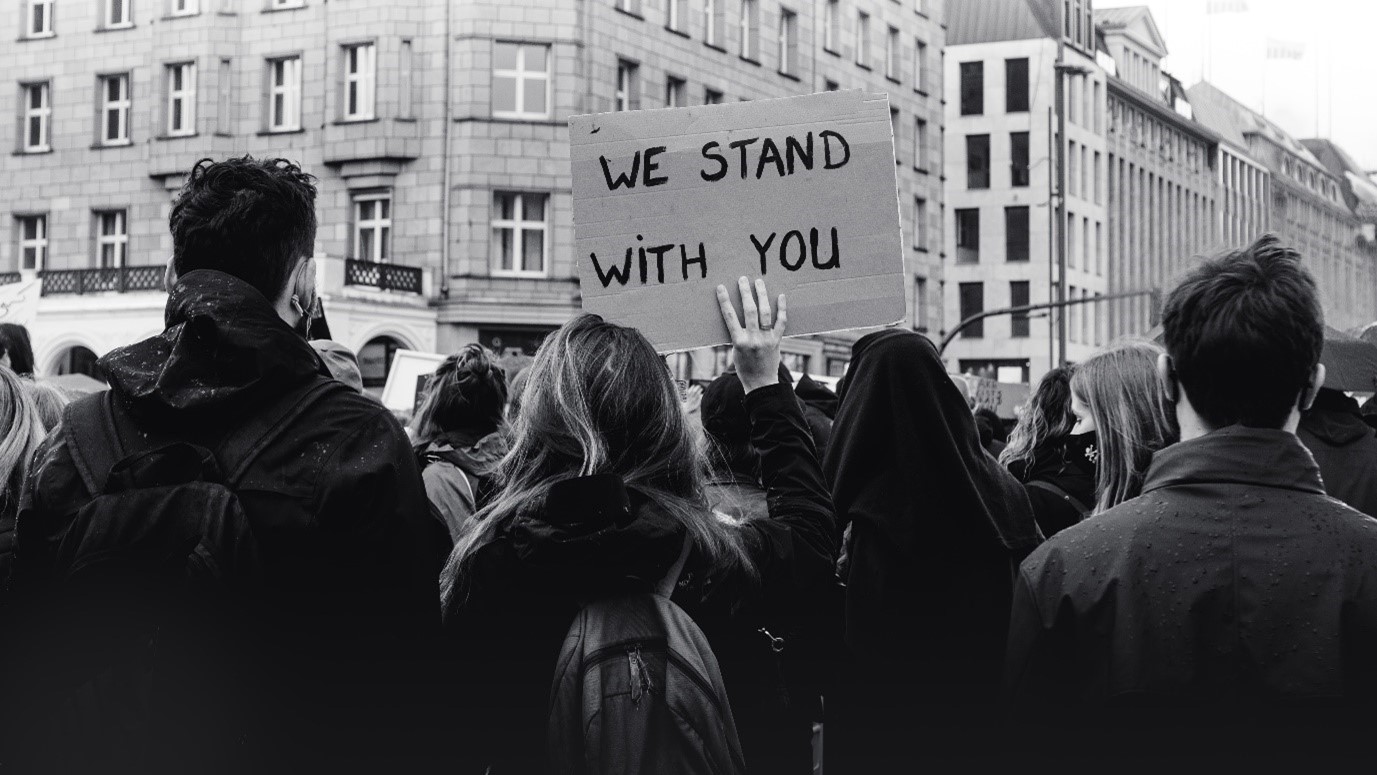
[1,0,945,385]
[944,0,1107,383]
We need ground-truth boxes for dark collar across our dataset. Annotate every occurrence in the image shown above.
[1141,425,1325,496]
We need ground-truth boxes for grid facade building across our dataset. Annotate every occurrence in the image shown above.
[1,0,945,383]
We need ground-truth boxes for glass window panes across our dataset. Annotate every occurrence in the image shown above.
[101,74,131,143]
[492,192,549,275]
[493,42,550,119]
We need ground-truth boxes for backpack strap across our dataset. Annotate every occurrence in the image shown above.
[62,391,127,497]
[215,378,348,487]
[1027,479,1093,517]
[62,378,348,496]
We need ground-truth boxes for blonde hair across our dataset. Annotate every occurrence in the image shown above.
[0,367,46,509]
[1071,341,1178,513]
[439,315,755,609]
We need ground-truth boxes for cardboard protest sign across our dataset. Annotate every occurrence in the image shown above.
[380,349,447,414]
[570,90,905,352]
[0,279,40,327]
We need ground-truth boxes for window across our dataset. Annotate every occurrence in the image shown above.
[615,60,639,111]
[665,76,686,108]
[823,0,838,53]
[855,12,870,68]
[17,215,46,271]
[705,88,723,104]
[104,0,131,27]
[1080,145,1088,201]
[493,43,550,120]
[666,0,683,32]
[342,43,376,121]
[959,61,983,115]
[267,56,301,131]
[1005,206,1030,262]
[216,59,232,134]
[885,26,899,80]
[779,10,798,76]
[955,208,979,263]
[913,118,927,170]
[1092,80,1101,133]
[353,193,391,262]
[1011,131,1029,187]
[959,282,984,337]
[1093,151,1101,204]
[96,210,127,268]
[615,0,640,14]
[25,0,53,36]
[890,108,899,164]
[268,0,304,8]
[1010,281,1030,337]
[492,192,548,275]
[1068,140,1078,196]
[739,0,759,61]
[913,276,928,332]
[166,62,196,136]
[824,79,839,91]
[966,134,990,189]
[913,39,926,92]
[913,196,926,251]
[703,0,723,47]
[21,83,51,152]
[1005,58,1028,112]
[99,74,131,144]
[171,0,198,15]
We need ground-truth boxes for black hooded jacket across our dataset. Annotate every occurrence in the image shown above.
[443,381,836,774]
[1299,388,1377,517]
[5,270,439,772]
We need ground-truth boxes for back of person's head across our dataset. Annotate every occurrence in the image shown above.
[701,372,758,481]
[1163,234,1323,430]
[170,156,317,302]
[0,367,45,503]
[975,407,1006,444]
[23,379,68,433]
[440,314,751,604]
[412,344,508,443]
[1000,366,1076,469]
[1072,341,1178,512]
[0,323,36,377]
[506,366,531,423]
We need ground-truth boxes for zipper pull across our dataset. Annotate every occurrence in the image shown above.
[629,646,643,704]
[758,627,786,653]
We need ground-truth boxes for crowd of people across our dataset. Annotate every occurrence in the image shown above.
[3,156,1377,773]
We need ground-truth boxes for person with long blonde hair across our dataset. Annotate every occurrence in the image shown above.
[0,365,49,587]
[441,278,836,773]
[1069,341,1178,512]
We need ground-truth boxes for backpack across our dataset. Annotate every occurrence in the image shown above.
[27,379,341,773]
[548,591,747,775]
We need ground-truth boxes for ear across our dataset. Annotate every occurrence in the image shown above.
[163,256,178,294]
[1299,363,1326,412]
[1156,352,1179,403]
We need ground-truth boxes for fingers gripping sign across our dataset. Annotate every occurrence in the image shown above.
[716,277,788,393]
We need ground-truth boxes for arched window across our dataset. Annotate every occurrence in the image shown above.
[358,336,404,390]
[53,345,101,380]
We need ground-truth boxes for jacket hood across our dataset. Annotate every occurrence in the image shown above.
[1300,389,1374,447]
[469,474,686,601]
[1142,425,1325,497]
[795,373,839,420]
[421,429,509,474]
[98,270,326,423]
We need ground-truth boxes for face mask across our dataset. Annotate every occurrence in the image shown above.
[291,294,318,340]
[1066,430,1099,470]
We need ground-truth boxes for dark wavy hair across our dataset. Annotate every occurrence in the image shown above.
[0,324,35,377]
[412,344,509,443]
[999,366,1075,470]
[170,156,317,301]
[1163,234,1323,430]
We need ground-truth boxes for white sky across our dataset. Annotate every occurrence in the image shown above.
[1099,0,1377,171]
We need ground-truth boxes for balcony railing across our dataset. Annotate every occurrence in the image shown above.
[40,265,164,296]
[344,258,423,294]
[0,272,20,286]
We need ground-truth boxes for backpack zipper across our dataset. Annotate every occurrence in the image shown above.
[628,645,652,704]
